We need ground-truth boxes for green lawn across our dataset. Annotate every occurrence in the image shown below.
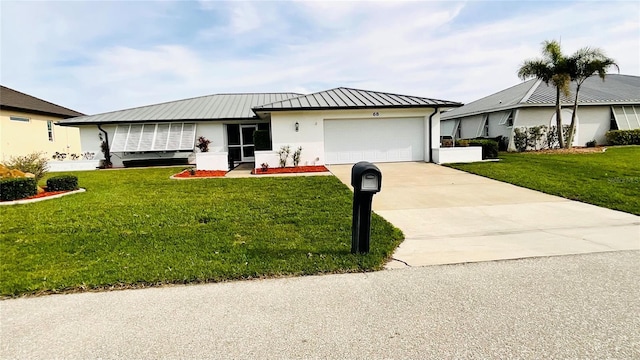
[0,168,403,297]
[448,146,640,216]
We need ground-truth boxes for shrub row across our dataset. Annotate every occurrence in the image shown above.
[46,175,78,191]
[455,139,499,159]
[0,178,37,201]
[605,129,640,145]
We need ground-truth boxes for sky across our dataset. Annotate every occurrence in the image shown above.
[1,0,639,115]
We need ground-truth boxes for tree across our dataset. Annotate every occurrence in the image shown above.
[564,48,618,148]
[518,40,571,149]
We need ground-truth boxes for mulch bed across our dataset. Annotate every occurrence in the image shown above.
[1,189,73,203]
[174,169,227,178]
[252,165,329,175]
[532,146,607,155]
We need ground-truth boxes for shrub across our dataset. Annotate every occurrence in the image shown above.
[455,139,469,147]
[468,139,499,159]
[292,146,303,167]
[495,135,509,152]
[586,139,597,148]
[196,136,211,152]
[605,129,640,145]
[46,175,78,191]
[253,130,271,151]
[3,152,49,181]
[513,127,527,152]
[277,145,291,168]
[0,177,37,201]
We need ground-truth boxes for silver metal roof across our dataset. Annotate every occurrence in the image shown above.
[442,74,640,120]
[253,87,462,111]
[59,93,303,125]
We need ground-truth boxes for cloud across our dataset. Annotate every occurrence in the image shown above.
[1,0,638,114]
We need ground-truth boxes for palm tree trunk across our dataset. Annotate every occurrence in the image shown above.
[556,87,565,149]
[566,84,581,148]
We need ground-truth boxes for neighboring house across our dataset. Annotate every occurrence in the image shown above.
[440,74,640,150]
[57,88,462,168]
[0,85,84,162]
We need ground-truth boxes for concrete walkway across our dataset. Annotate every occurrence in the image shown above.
[327,162,640,268]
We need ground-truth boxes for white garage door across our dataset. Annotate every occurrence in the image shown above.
[324,118,425,164]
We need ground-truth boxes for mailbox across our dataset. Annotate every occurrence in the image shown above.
[350,161,382,254]
[351,161,382,193]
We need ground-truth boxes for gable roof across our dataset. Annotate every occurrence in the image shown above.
[442,74,640,120]
[253,87,462,111]
[0,85,84,118]
[59,93,303,125]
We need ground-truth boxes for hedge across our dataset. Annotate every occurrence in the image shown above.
[0,177,37,201]
[605,129,640,145]
[46,175,78,191]
[468,139,499,159]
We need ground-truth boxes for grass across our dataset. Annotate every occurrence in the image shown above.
[0,168,403,297]
[448,146,640,216]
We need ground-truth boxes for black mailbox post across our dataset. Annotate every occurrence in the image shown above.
[351,161,382,254]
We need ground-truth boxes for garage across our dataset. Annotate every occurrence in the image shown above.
[324,117,424,164]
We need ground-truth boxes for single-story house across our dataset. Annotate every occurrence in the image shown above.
[0,85,84,162]
[440,74,640,150]
[57,87,464,169]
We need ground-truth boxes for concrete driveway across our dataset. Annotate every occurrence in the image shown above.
[328,162,639,268]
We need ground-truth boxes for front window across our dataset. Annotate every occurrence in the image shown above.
[47,121,54,141]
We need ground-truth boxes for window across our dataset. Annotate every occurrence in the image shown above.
[110,123,196,152]
[610,108,619,130]
[455,120,462,139]
[481,114,489,137]
[47,121,54,141]
[10,116,29,123]
[498,111,514,127]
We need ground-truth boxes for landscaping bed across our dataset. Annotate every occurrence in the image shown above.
[173,169,227,178]
[0,167,403,297]
[252,165,329,175]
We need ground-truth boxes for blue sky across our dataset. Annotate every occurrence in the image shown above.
[1,0,638,115]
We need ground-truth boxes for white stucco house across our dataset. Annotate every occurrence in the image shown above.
[440,74,640,150]
[57,87,464,170]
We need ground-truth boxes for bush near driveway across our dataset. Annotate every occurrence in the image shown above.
[0,168,403,297]
[448,146,640,216]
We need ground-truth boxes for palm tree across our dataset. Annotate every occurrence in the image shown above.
[564,48,618,148]
[518,40,571,149]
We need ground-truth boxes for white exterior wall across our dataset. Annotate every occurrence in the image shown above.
[77,121,225,168]
[487,111,513,138]
[270,108,439,167]
[196,123,225,152]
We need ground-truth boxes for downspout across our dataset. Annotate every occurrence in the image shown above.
[97,124,112,168]
[428,107,438,163]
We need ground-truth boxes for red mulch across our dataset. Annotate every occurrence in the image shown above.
[252,166,329,175]
[0,190,69,202]
[26,190,67,200]
[174,170,227,178]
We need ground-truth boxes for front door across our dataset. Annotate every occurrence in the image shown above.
[227,124,257,164]
[240,124,257,161]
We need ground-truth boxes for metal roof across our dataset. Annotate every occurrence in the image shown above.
[253,87,462,111]
[0,85,84,118]
[442,74,640,120]
[59,93,303,125]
